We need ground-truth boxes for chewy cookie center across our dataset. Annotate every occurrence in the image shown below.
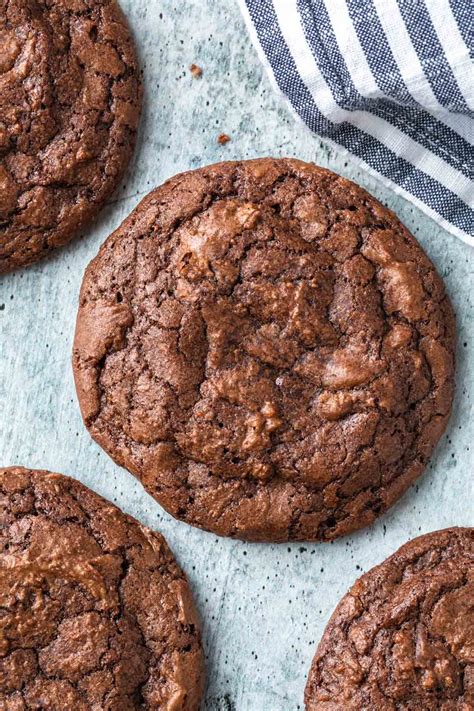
[97,196,432,490]
[171,198,341,482]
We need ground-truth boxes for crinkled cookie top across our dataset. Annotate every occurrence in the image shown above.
[0,0,141,271]
[73,158,455,542]
[0,466,204,709]
[305,528,474,710]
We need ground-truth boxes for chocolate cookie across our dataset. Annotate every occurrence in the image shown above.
[0,0,141,272]
[73,158,455,542]
[305,528,474,710]
[0,466,204,709]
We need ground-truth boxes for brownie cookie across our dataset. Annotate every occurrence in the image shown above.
[73,158,455,542]
[305,528,474,710]
[0,0,141,272]
[0,466,204,709]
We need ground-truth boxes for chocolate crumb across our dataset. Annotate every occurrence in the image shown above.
[189,63,203,78]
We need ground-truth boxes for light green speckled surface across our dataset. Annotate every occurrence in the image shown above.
[0,1,472,709]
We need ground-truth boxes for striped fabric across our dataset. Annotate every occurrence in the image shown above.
[238,0,474,245]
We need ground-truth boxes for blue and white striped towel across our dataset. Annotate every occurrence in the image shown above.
[238,0,474,245]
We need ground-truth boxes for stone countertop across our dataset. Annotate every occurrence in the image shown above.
[0,1,472,709]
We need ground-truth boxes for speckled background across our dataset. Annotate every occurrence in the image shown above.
[0,1,472,709]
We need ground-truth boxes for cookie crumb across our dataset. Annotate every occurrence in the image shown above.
[217,133,231,145]
[189,63,202,78]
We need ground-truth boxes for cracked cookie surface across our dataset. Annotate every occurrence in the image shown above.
[305,528,474,710]
[0,0,141,272]
[0,466,204,710]
[73,158,455,542]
